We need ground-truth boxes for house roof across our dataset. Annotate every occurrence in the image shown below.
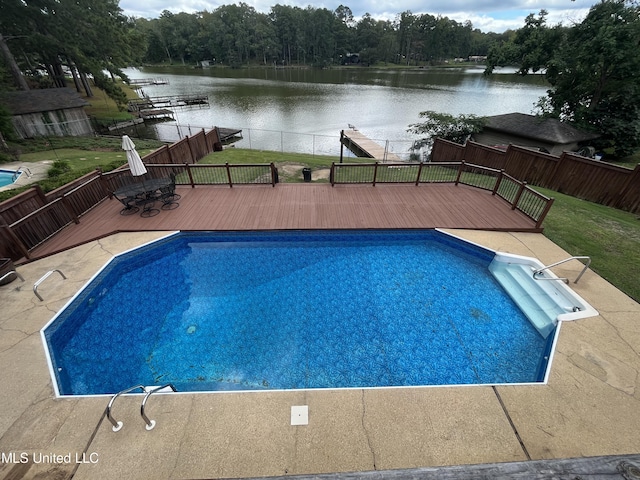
[482,113,599,144]
[0,88,89,115]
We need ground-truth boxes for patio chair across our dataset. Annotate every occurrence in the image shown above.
[159,174,180,210]
[136,195,160,217]
[168,173,181,200]
[115,194,140,216]
[159,184,179,210]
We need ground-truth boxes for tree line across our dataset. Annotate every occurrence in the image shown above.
[136,4,501,68]
[0,0,504,91]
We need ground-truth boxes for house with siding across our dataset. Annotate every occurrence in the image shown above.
[0,88,92,139]
[473,113,600,156]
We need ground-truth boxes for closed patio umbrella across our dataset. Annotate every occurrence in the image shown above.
[122,135,147,176]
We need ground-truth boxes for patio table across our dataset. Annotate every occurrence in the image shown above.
[113,178,172,216]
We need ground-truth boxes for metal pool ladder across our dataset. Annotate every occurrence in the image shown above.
[141,384,177,430]
[106,384,177,432]
[533,256,591,284]
[33,269,67,301]
[13,167,32,180]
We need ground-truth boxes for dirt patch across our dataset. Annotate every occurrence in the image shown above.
[277,163,331,182]
[312,169,330,180]
[280,164,304,176]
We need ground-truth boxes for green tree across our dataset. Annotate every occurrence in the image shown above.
[485,10,565,75]
[486,1,640,157]
[408,111,486,153]
[270,4,303,65]
[0,0,137,106]
[544,0,640,157]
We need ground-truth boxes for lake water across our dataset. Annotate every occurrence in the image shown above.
[123,66,549,158]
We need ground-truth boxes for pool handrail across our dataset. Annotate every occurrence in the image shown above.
[533,256,592,284]
[141,383,177,430]
[13,167,32,181]
[106,384,147,432]
[33,269,67,301]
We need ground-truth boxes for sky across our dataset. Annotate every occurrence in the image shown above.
[119,0,597,33]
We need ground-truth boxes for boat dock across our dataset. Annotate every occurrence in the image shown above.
[129,78,170,87]
[218,127,243,143]
[138,109,175,121]
[340,128,401,162]
[128,95,209,112]
[107,118,145,132]
[127,95,209,122]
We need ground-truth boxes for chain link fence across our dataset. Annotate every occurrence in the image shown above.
[98,120,427,162]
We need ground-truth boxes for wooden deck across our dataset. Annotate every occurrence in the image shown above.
[29,183,540,259]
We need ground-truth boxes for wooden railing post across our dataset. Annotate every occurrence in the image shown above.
[185,163,195,188]
[512,182,527,210]
[34,184,47,205]
[226,163,233,188]
[270,163,277,187]
[95,168,111,199]
[373,162,378,186]
[330,162,335,186]
[455,161,465,185]
[415,162,424,186]
[0,221,30,260]
[536,197,555,229]
[61,195,80,224]
[492,169,505,196]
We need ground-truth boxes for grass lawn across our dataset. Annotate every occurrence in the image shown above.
[534,186,640,302]
[18,143,163,167]
[81,82,140,125]
[198,148,367,182]
[0,137,166,201]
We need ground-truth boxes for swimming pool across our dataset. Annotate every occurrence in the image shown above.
[0,169,21,187]
[42,229,592,396]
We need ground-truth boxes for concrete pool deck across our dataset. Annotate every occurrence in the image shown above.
[0,229,639,479]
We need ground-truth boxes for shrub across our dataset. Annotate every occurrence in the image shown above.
[48,159,72,177]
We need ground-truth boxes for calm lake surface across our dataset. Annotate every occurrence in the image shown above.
[123,66,548,157]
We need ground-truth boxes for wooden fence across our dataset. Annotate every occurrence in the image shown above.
[0,127,228,260]
[330,161,554,229]
[431,138,640,214]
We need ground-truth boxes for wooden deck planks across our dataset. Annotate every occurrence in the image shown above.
[29,183,538,260]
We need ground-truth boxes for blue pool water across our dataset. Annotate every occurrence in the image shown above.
[0,170,21,187]
[43,230,554,395]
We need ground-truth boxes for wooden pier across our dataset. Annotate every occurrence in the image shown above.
[107,118,144,131]
[138,109,175,121]
[129,78,170,86]
[340,128,402,162]
[128,95,209,112]
[218,127,243,143]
